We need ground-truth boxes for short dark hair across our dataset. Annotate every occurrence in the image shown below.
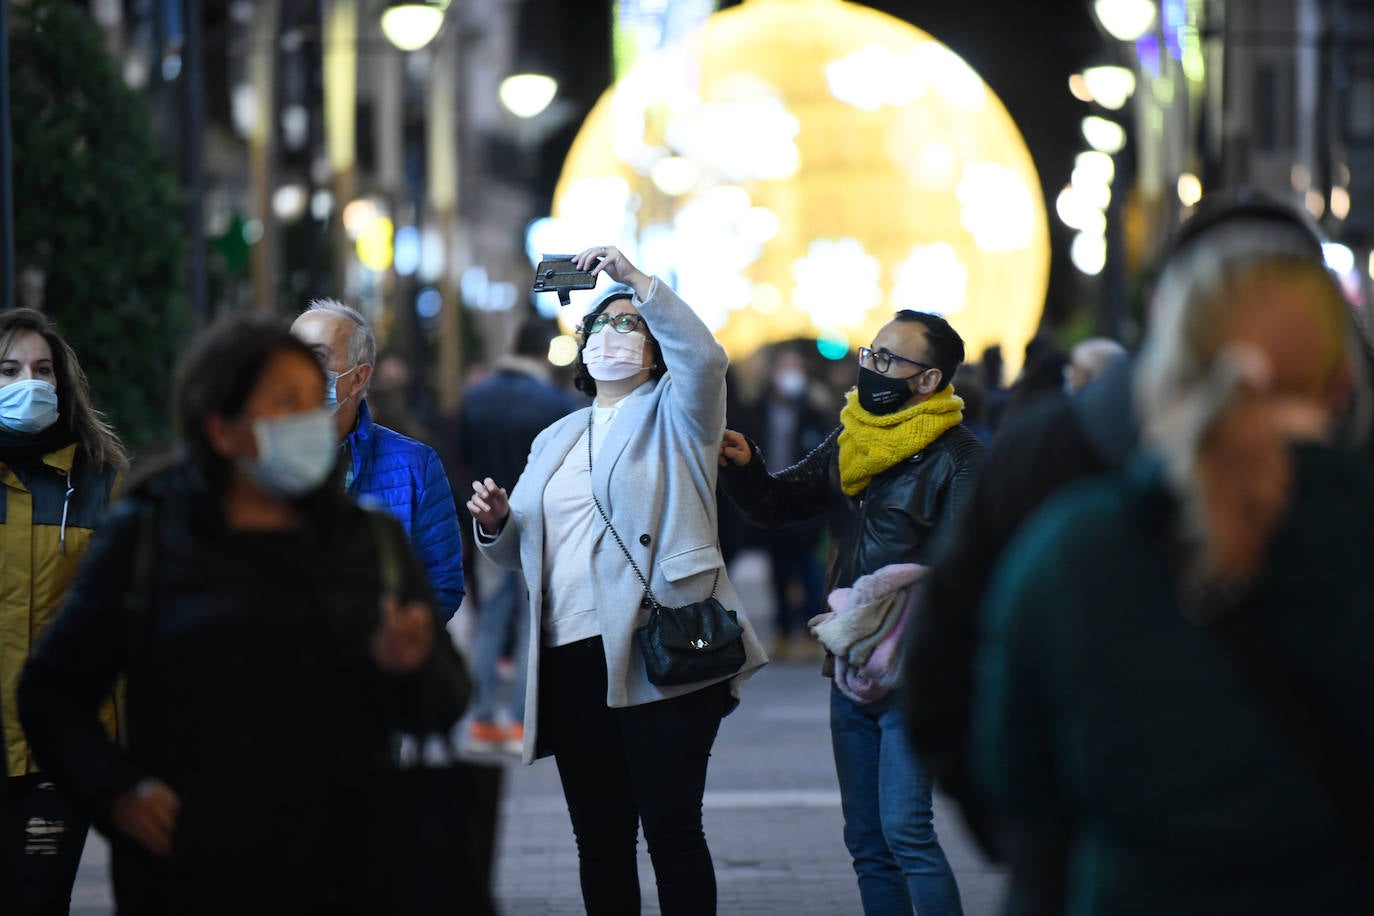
[892,310,964,392]
[512,317,557,361]
[572,291,666,397]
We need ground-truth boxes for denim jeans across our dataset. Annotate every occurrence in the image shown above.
[470,561,528,724]
[830,687,964,916]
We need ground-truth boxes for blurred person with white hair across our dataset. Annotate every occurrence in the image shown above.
[906,192,1374,860]
[292,300,465,620]
[1063,337,1127,395]
[971,198,1374,914]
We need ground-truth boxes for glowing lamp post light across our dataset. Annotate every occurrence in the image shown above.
[537,0,1050,374]
[499,73,559,119]
[1092,0,1158,42]
[1081,64,1137,110]
[1082,116,1128,153]
[380,1,449,52]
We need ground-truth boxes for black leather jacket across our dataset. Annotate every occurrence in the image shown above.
[721,422,984,595]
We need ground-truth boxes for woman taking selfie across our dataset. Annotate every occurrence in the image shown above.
[468,245,767,915]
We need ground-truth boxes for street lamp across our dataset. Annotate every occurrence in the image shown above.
[380,1,449,52]
[1092,0,1157,43]
[1082,64,1137,110]
[499,72,558,119]
[1082,115,1127,153]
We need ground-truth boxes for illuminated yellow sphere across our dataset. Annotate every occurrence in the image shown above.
[550,0,1050,368]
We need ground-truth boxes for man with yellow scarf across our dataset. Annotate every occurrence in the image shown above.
[720,310,982,916]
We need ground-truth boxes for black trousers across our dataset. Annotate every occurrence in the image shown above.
[8,776,90,916]
[540,637,728,916]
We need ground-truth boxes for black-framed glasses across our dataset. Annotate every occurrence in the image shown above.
[580,313,647,335]
[858,346,933,376]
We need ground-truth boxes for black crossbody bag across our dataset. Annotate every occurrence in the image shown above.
[586,410,746,686]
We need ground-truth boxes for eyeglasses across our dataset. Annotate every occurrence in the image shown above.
[858,346,933,376]
[580,312,647,335]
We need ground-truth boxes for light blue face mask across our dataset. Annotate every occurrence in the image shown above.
[324,365,360,412]
[0,379,60,433]
[238,407,338,497]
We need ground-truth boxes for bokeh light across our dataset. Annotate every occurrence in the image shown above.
[538,0,1050,371]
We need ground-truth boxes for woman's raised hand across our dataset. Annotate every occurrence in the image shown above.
[467,477,510,537]
[574,246,652,301]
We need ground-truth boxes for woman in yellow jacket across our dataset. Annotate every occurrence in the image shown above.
[0,308,124,915]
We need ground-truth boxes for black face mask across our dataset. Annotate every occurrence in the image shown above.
[857,366,916,414]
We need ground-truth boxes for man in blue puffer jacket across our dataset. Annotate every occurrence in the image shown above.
[293,300,466,620]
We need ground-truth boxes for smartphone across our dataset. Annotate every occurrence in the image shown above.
[531,255,599,295]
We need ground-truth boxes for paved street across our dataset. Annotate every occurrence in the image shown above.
[489,657,1008,915]
[70,551,1007,914]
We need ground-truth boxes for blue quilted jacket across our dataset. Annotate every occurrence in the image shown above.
[347,400,465,619]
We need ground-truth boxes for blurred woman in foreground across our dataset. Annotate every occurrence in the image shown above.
[20,314,468,914]
[974,225,1374,913]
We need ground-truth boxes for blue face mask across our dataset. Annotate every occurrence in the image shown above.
[324,365,360,412]
[0,379,60,433]
[238,407,338,497]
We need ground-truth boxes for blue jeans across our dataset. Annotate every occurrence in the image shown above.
[830,687,963,916]
[470,563,528,723]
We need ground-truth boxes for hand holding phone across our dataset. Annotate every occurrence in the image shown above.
[532,254,598,306]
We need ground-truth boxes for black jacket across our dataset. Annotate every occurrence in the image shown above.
[903,360,1136,861]
[18,464,469,914]
[721,421,984,594]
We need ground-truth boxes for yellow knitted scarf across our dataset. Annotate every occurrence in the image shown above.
[837,386,964,496]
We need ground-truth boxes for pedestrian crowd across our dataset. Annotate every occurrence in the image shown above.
[3,192,1373,916]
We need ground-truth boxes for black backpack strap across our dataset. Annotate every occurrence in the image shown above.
[1206,609,1374,869]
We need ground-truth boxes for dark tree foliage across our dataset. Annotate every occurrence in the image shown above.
[11,0,185,450]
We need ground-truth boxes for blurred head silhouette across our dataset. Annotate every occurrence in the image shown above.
[1135,190,1355,592]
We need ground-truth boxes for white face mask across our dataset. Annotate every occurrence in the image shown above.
[583,328,648,381]
[0,379,59,433]
[238,407,338,497]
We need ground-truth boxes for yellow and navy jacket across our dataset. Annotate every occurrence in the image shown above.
[2,442,121,776]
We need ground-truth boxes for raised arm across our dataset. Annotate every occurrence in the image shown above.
[577,245,729,437]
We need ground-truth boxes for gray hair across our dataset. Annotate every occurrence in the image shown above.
[1134,224,1359,596]
[1136,221,1354,472]
[1068,338,1127,392]
[305,298,376,377]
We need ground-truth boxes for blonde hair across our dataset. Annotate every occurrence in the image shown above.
[1136,244,1351,595]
